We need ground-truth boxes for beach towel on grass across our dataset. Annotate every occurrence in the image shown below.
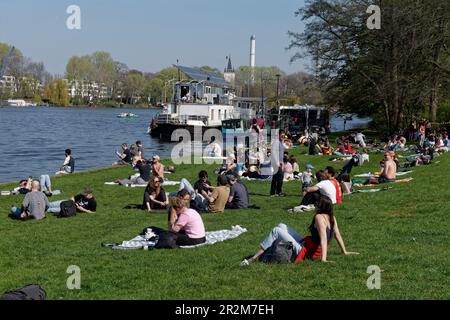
[104,181,180,187]
[103,225,247,250]
[180,225,247,249]
[353,186,392,193]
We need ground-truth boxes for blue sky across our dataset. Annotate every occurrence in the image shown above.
[0,0,308,75]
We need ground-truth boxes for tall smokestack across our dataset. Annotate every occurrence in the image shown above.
[250,35,256,68]
[250,35,256,85]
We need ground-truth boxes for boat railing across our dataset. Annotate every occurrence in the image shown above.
[157,114,209,126]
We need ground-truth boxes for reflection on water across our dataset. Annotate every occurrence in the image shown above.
[0,106,370,183]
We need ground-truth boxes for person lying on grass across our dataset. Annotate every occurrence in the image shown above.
[15,174,55,196]
[168,171,215,212]
[143,177,168,212]
[47,188,97,214]
[240,197,359,266]
[116,159,151,186]
[340,174,353,195]
[168,196,206,246]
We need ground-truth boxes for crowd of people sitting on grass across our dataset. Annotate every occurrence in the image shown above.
[5,121,449,267]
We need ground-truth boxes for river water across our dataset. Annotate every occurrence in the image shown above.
[0,106,370,183]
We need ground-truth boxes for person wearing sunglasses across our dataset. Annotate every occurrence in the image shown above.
[143,177,168,212]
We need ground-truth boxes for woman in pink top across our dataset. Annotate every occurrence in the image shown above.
[169,197,206,246]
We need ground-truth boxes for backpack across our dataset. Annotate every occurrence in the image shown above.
[58,200,77,218]
[260,239,295,264]
[142,226,179,249]
[154,231,179,249]
[1,284,46,300]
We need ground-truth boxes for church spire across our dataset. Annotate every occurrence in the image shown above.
[225,55,234,73]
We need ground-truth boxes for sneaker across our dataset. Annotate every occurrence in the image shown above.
[303,204,315,212]
[240,259,250,267]
[278,193,287,197]
[270,194,279,197]
[287,205,306,213]
[287,208,294,213]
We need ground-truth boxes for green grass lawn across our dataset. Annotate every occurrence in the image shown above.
[0,143,449,300]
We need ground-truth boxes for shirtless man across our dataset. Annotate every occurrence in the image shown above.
[370,152,397,184]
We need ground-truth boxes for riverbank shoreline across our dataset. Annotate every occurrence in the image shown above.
[0,104,163,110]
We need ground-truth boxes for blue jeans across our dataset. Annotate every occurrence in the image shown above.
[179,178,196,199]
[10,207,23,219]
[39,175,51,191]
[47,200,65,214]
[260,223,304,255]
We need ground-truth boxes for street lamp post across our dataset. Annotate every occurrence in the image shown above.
[164,78,177,104]
[275,74,281,109]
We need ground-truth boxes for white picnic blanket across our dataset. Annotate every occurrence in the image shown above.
[180,225,248,248]
[353,187,392,193]
[104,225,247,250]
[105,181,180,187]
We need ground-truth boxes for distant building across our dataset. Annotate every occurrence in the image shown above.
[0,75,17,96]
[65,79,112,100]
[223,56,235,87]
[19,77,44,96]
[0,76,43,98]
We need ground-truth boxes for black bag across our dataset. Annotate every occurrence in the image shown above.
[155,231,179,249]
[58,200,77,218]
[1,284,46,300]
[142,226,178,249]
[260,240,294,264]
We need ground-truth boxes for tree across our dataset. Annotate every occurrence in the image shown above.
[147,67,179,103]
[44,79,70,106]
[123,70,146,104]
[235,66,285,98]
[90,51,117,87]
[281,71,323,105]
[65,55,94,81]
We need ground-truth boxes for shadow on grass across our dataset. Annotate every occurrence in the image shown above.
[123,204,167,215]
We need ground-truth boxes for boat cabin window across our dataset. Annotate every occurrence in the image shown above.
[222,120,242,130]
[181,86,190,98]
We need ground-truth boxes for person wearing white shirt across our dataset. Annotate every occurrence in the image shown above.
[301,170,337,205]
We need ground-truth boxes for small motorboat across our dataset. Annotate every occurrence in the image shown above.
[117,112,139,118]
